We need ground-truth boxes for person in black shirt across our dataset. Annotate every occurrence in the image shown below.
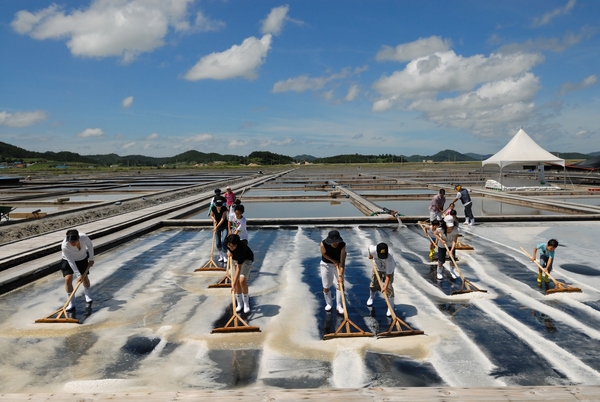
[226,234,254,314]
[319,230,346,315]
[210,199,228,262]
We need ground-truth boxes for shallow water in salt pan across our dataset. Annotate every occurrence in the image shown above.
[1,222,599,393]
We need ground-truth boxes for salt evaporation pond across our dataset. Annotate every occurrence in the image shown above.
[185,200,364,219]
[1,222,600,393]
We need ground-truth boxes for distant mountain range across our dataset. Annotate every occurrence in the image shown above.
[0,141,594,167]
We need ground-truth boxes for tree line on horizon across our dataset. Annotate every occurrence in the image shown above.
[0,141,593,167]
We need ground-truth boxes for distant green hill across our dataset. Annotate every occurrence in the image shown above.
[0,140,597,167]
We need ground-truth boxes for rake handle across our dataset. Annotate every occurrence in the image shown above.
[520,247,558,285]
[370,259,397,319]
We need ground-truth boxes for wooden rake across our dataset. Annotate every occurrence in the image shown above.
[520,247,582,295]
[323,265,373,340]
[212,256,260,333]
[195,231,225,272]
[444,242,487,296]
[208,251,233,288]
[370,260,424,338]
[35,266,91,324]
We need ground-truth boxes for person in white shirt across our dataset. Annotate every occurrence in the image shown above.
[61,229,95,311]
[366,243,397,317]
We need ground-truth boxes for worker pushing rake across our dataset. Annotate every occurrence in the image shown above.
[36,265,91,324]
[212,256,260,333]
[368,250,424,338]
[520,246,581,295]
[323,263,373,340]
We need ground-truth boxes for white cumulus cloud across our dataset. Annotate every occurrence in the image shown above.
[184,35,272,81]
[0,110,48,127]
[121,96,134,108]
[11,0,220,63]
[409,73,540,137]
[146,133,159,140]
[261,5,289,36]
[371,38,547,138]
[122,142,136,149]
[372,51,544,102]
[77,128,104,138]
[376,36,452,62]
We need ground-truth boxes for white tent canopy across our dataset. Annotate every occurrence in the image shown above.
[482,128,565,168]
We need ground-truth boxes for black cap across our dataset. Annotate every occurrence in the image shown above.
[214,188,221,194]
[214,199,223,206]
[324,230,343,244]
[376,242,389,259]
[66,229,79,242]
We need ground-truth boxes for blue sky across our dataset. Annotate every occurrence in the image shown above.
[0,0,599,158]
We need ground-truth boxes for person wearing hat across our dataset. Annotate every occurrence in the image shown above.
[428,189,446,222]
[224,186,236,208]
[434,216,459,280]
[61,229,95,312]
[451,184,475,226]
[367,242,397,317]
[207,188,226,217]
[210,198,229,262]
[319,230,346,314]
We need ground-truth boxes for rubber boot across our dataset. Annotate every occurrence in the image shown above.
[242,294,250,314]
[449,266,458,280]
[235,294,243,312]
[469,218,475,226]
[386,297,394,317]
[366,291,375,306]
[335,289,344,315]
[323,291,333,312]
[83,286,92,303]
[544,274,550,283]
[537,272,542,283]
[65,293,73,311]
[436,265,443,280]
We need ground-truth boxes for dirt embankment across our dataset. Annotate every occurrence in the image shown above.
[0,184,214,246]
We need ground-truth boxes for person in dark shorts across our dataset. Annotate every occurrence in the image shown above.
[61,229,95,311]
[226,234,254,314]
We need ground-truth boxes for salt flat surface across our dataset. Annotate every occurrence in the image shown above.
[1,223,599,392]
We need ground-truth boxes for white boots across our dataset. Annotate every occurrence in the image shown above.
[323,291,333,312]
[335,290,344,315]
[323,290,344,314]
[235,294,251,313]
[366,291,375,306]
[235,294,243,312]
[386,297,394,317]
[437,265,444,280]
[449,266,458,280]
[66,293,73,311]
[218,250,227,262]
